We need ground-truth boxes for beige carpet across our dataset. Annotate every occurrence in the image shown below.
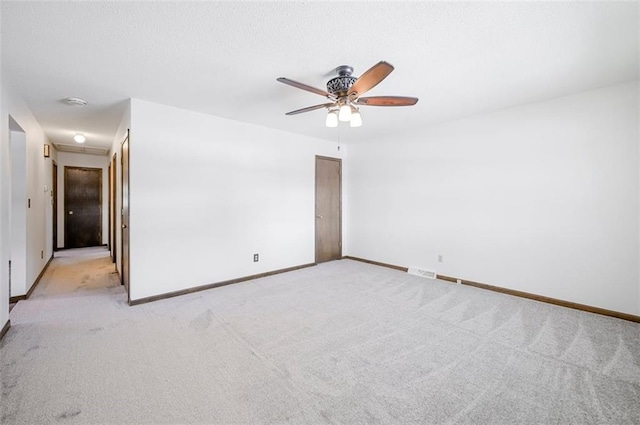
[1,247,639,424]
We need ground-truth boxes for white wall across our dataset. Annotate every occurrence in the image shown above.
[55,152,109,248]
[0,10,7,324]
[128,99,344,301]
[0,74,53,304]
[346,81,639,316]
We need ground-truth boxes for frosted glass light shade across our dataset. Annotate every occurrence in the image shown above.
[350,110,362,127]
[326,111,338,127]
[338,104,351,122]
[74,133,86,143]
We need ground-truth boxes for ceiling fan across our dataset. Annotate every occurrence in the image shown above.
[277,61,418,128]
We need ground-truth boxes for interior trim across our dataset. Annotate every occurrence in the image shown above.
[344,257,640,323]
[56,243,108,251]
[130,263,317,306]
[342,256,408,272]
[0,320,10,341]
[9,295,26,304]
[9,255,54,304]
[439,274,640,324]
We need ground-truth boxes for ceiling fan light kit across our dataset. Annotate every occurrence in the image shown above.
[277,60,418,128]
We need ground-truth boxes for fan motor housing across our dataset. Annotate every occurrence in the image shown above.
[326,65,356,96]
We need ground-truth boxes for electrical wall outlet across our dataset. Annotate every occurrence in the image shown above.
[253,253,259,262]
[438,255,443,263]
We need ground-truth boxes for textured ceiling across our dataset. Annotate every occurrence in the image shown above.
[2,1,638,150]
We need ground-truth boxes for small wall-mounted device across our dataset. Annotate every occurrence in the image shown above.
[253,254,259,262]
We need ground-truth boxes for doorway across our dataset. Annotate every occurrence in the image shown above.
[315,156,342,263]
[9,116,27,299]
[64,167,102,248]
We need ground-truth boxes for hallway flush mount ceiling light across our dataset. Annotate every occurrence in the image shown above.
[277,61,418,128]
[74,133,86,144]
[65,97,88,107]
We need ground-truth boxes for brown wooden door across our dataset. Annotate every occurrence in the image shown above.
[64,167,102,248]
[52,162,58,251]
[121,133,130,301]
[315,156,342,263]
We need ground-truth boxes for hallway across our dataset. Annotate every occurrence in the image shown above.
[1,247,128,423]
[28,247,122,300]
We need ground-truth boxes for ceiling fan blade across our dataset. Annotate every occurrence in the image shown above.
[285,103,335,116]
[348,61,395,97]
[355,96,419,106]
[277,77,334,98]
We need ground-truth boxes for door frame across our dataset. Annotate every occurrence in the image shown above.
[120,130,130,303]
[110,153,117,263]
[108,161,111,252]
[315,155,342,263]
[52,161,58,252]
[63,166,103,249]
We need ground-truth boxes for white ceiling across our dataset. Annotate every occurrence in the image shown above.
[2,1,638,151]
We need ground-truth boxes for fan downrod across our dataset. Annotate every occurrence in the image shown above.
[335,65,354,76]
